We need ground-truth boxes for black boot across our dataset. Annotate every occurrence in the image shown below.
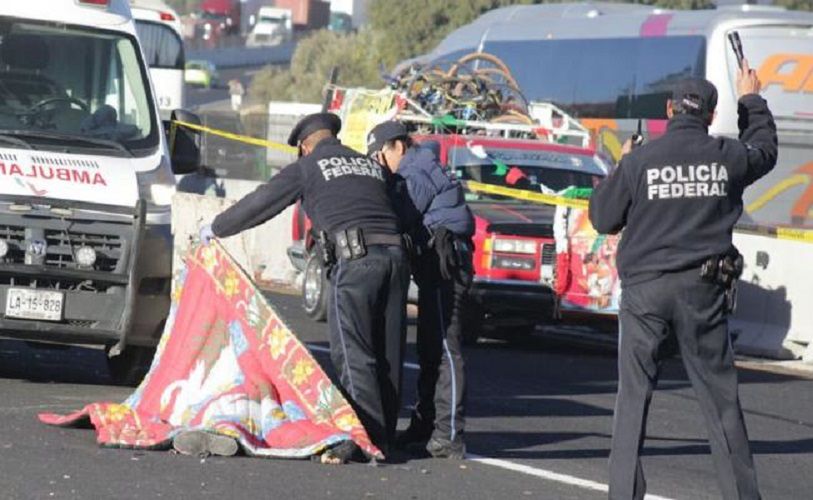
[395,413,434,449]
[426,436,466,459]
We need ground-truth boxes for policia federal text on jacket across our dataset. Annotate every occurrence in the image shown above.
[589,64,776,500]
[208,113,410,463]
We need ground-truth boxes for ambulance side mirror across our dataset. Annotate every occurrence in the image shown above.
[168,109,202,175]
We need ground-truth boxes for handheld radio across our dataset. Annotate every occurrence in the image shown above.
[631,119,644,149]
[727,31,745,70]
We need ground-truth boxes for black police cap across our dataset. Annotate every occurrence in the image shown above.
[366,121,408,155]
[671,78,718,117]
[287,112,342,146]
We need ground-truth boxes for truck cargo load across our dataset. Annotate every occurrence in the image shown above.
[274,0,330,31]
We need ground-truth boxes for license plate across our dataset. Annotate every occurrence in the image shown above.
[5,289,64,322]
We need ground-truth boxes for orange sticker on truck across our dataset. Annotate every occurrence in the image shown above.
[757,54,813,93]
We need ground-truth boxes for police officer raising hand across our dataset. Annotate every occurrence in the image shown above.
[589,70,776,500]
[737,58,761,97]
[620,137,635,158]
[203,113,410,464]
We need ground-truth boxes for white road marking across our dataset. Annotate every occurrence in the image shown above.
[470,395,567,401]
[307,343,676,500]
[467,454,674,500]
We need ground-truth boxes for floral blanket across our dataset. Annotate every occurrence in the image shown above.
[39,242,382,460]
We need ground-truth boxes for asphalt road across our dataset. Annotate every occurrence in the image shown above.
[1,291,812,500]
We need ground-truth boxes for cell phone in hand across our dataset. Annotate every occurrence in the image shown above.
[727,31,745,70]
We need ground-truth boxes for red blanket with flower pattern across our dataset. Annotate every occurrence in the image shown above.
[38,242,381,460]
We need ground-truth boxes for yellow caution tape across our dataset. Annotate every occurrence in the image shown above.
[171,120,813,244]
[774,227,813,243]
[735,224,813,244]
[464,180,589,209]
[172,120,297,154]
[465,180,813,243]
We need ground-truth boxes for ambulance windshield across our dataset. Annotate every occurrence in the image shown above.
[0,18,157,155]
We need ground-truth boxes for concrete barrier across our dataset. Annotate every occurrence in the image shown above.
[172,188,296,287]
[186,43,295,69]
[730,231,813,360]
[266,102,322,168]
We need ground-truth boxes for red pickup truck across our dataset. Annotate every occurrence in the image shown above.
[287,132,610,343]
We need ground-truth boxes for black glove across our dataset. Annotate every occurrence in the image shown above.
[431,227,458,281]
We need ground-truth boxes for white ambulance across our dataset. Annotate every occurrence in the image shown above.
[0,0,201,383]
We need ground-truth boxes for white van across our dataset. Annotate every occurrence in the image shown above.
[130,0,185,119]
[0,0,201,382]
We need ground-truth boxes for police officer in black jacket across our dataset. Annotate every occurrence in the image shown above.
[201,113,410,462]
[367,121,475,459]
[589,61,776,500]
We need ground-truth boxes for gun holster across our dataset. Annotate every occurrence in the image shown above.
[314,230,336,269]
[455,238,474,272]
[402,232,415,258]
[335,228,367,260]
[700,248,744,314]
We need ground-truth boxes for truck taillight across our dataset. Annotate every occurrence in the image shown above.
[481,236,493,270]
[160,11,176,22]
[292,202,304,241]
[76,0,109,7]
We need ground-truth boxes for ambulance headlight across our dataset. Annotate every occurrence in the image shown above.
[137,166,176,210]
[0,239,8,258]
[75,246,97,268]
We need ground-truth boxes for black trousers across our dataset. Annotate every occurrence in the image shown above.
[609,268,759,500]
[327,245,410,453]
[412,246,473,443]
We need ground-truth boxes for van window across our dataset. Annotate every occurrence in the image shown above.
[480,36,706,119]
[135,20,185,70]
[0,18,157,154]
[260,14,285,23]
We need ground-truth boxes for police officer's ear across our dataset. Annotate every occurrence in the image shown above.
[708,110,717,127]
[300,142,314,158]
[666,99,674,120]
[394,138,409,156]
